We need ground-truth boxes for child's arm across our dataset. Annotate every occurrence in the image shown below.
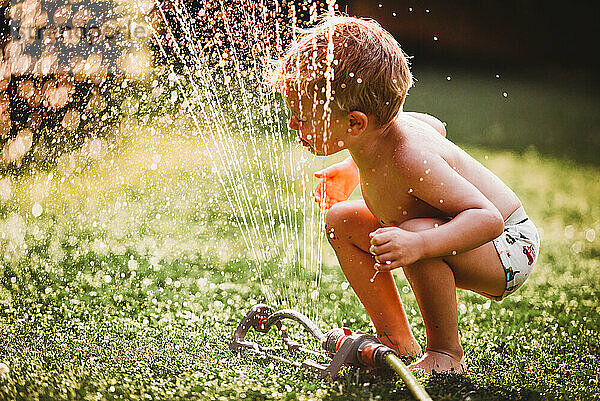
[405,112,446,137]
[314,157,359,208]
[369,152,503,271]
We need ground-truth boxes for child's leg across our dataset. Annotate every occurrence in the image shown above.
[326,200,421,356]
[396,217,506,373]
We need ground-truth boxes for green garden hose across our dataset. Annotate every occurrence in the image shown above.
[384,353,432,401]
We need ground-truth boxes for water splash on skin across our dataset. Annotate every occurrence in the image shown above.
[369,270,378,282]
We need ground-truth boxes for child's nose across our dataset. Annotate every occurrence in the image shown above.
[288,116,300,131]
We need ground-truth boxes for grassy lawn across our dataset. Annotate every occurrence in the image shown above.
[0,122,599,401]
[405,68,600,166]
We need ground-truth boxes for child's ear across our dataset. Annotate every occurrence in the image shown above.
[347,111,368,136]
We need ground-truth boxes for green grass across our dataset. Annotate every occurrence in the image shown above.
[406,68,600,166]
[0,125,599,401]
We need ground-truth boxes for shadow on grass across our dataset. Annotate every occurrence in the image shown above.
[318,370,548,401]
[425,373,546,401]
[244,354,549,401]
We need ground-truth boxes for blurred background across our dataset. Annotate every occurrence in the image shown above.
[1,0,599,172]
[338,0,600,165]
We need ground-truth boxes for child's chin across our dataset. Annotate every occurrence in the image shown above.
[319,147,342,156]
[305,143,338,156]
[304,144,322,155]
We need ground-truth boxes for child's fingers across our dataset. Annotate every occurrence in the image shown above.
[370,228,401,244]
[315,169,335,179]
[313,183,325,199]
[374,261,401,272]
[373,252,394,264]
[369,233,391,245]
[373,262,391,272]
[370,227,396,235]
[315,164,341,176]
[370,243,393,255]
[368,229,392,239]
[314,195,327,208]
[314,194,335,209]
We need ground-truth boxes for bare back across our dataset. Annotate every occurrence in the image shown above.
[357,114,521,227]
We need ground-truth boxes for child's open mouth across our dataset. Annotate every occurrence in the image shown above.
[297,137,312,149]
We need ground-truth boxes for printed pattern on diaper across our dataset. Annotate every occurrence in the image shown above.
[523,245,535,265]
[492,211,539,299]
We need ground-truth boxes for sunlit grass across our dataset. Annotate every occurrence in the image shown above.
[0,125,599,400]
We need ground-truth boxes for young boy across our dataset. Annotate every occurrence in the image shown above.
[271,15,539,373]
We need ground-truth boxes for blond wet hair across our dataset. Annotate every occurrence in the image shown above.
[270,15,413,126]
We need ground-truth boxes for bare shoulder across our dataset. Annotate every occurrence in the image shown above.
[389,121,522,218]
[389,119,461,183]
[403,112,446,137]
[391,143,445,182]
[390,118,453,170]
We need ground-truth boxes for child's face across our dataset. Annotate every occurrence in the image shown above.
[284,89,349,156]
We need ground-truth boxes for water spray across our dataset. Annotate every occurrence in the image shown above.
[230,304,432,401]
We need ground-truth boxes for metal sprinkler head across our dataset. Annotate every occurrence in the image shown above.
[230,304,432,401]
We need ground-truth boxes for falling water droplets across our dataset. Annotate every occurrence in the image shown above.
[128,259,138,271]
[0,363,9,377]
[32,202,43,217]
[585,229,596,242]
[370,270,378,282]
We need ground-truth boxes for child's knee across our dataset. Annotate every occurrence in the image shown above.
[325,201,378,246]
[325,201,356,229]
[325,202,355,242]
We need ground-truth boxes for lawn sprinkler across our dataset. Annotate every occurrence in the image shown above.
[230,304,432,401]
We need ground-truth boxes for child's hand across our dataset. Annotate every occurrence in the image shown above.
[369,227,425,271]
[314,159,360,209]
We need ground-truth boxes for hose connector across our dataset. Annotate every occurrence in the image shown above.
[358,341,397,368]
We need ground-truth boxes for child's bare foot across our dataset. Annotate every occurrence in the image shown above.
[377,334,422,357]
[409,349,467,374]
